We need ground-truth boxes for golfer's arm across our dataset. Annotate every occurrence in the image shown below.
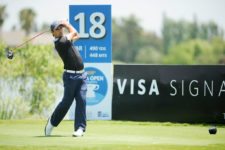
[64,23,79,41]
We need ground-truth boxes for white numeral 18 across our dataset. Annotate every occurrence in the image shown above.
[74,12,106,39]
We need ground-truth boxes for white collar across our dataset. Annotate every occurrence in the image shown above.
[54,37,59,42]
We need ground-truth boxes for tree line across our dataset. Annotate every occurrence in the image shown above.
[1,4,225,64]
[113,15,225,64]
[0,5,47,35]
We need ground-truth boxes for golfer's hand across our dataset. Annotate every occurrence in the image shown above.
[60,20,69,27]
[60,20,79,41]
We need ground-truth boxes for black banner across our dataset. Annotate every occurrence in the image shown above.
[112,65,225,123]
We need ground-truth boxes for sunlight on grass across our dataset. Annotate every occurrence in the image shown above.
[0,120,224,150]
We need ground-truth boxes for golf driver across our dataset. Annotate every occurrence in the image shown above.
[5,30,49,59]
[209,126,217,135]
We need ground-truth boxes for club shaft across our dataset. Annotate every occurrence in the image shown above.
[13,31,49,50]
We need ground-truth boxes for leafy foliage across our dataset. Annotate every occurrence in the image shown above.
[112,16,163,63]
[112,14,225,64]
[0,43,63,118]
[162,15,224,54]
[0,5,7,29]
[19,8,36,35]
[135,47,163,64]
[163,38,225,64]
[0,98,29,119]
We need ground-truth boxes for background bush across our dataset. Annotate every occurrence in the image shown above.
[0,43,63,119]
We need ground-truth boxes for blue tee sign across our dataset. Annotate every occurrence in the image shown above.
[68,5,112,120]
[69,5,112,63]
[85,67,108,105]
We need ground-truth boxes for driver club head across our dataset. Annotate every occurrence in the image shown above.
[5,47,14,59]
[209,126,217,135]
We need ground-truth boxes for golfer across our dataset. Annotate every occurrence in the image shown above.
[45,20,87,137]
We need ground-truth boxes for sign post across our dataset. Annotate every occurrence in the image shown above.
[68,5,112,120]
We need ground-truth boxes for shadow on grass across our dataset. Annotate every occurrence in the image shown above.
[34,135,68,138]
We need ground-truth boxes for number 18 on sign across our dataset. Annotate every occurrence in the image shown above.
[69,5,111,63]
[69,5,112,120]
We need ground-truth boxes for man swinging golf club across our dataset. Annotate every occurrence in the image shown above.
[45,20,87,137]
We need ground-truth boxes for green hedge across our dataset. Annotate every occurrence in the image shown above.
[0,43,63,119]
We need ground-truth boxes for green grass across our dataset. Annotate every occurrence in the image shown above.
[0,120,225,150]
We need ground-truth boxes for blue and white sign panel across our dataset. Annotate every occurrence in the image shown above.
[68,5,112,120]
[69,5,111,63]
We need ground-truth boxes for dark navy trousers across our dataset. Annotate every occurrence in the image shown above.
[50,71,87,131]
